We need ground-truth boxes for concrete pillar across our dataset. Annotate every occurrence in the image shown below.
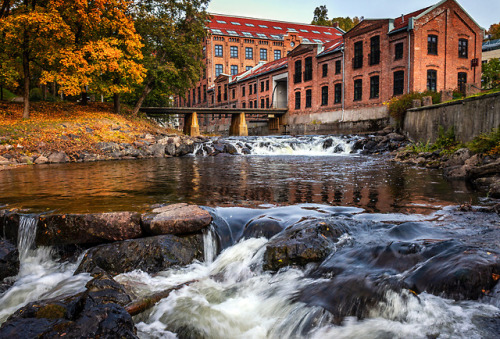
[465,84,480,97]
[229,113,248,136]
[412,99,422,108]
[183,112,200,136]
[441,89,453,102]
[422,96,433,106]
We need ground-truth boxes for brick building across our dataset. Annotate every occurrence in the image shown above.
[179,0,483,133]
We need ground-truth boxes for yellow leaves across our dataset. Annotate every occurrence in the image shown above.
[493,273,500,281]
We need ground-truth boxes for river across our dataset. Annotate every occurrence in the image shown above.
[0,135,499,338]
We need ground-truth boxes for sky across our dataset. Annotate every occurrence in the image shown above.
[207,0,498,30]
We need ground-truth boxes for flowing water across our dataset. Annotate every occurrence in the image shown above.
[0,135,499,337]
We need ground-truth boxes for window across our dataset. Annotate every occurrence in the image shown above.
[257,33,267,39]
[274,50,281,60]
[393,71,404,96]
[242,32,253,37]
[266,97,269,108]
[294,60,302,83]
[224,85,228,101]
[370,76,379,99]
[254,100,257,108]
[353,41,363,69]
[322,64,328,77]
[245,23,254,27]
[305,89,312,108]
[192,88,196,104]
[245,47,253,59]
[334,83,342,104]
[353,79,362,101]
[230,46,238,58]
[242,102,246,108]
[242,86,246,96]
[321,86,328,106]
[259,25,268,28]
[260,48,267,61]
[198,87,201,103]
[253,83,257,94]
[335,60,341,74]
[215,44,223,57]
[304,57,313,81]
[295,91,301,109]
[266,80,269,91]
[458,72,467,92]
[369,36,380,65]
[203,85,206,102]
[249,84,252,95]
[249,101,253,108]
[231,22,241,25]
[246,66,252,71]
[428,35,438,55]
[232,89,235,99]
[215,64,223,77]
[395,42,404,60]
[217,86,221,102]
[427,70,437,92]
[459,39,468,58]
[231,65,238,75]
[261,99,264,108]
[261,81,265,92]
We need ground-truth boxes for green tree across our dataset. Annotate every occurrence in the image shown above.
[129,0,209,115]
[311,5,330,26]
[482,58,500,89]
[331,16,360,31]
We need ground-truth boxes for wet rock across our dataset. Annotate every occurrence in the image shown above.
[34,155,48,164]
[386,133,405,142]
[142,203,212,236]
[75,234,204,276]
[0,240,19,280]
[241,217,284,240]
[48,151,70,163]
[0,209,19,243]
[149,143,166,157]
[37,212,143,246]
[403,241,500,300]
[263,219,349,271]
[323,138,333,149]
[175,143,194,156]
[241,147,251,155]
[444,148,471,167]
[468,159,500,180]
[333,144,344,153]
[0,272,137,338]
[213,143,226,153]
[0,155,10,165]
[225,143,238,155]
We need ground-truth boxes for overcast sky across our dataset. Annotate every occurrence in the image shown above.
[207,0,498,30]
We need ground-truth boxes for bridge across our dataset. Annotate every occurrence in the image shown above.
[140,107,288,136]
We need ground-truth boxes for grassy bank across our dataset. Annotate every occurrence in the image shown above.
[0,101,177,162]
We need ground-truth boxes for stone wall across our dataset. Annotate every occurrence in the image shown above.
[403,91,500,143]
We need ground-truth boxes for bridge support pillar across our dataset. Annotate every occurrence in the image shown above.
[229,112,248,136]
[268,117,281,132]
[183,112,200,136]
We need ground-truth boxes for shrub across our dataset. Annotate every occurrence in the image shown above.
[467,127,500,155]
[385,91,441,125]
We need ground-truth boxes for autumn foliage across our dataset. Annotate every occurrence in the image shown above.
[0,101,170,161]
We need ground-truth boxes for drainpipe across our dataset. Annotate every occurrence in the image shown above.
[341,46,345,121]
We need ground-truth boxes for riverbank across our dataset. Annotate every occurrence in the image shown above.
[0,102,207,170]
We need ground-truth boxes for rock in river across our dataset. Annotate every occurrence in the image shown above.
[0,240,19,280]
[0,271,137,338]
[142,203,212,235]
[37,212,143,246]
[263,218,349,271]
[75,234,204,276]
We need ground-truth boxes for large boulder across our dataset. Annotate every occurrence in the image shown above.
[141,203,212,236]
[37,212,143,246]
[263,218,349,271]
[403,241,500,300]
[0,271,137,338]
[47,151,70,163]
[0,240,19,280]
[0,209,19,243]
[241,217,284,240]
[75,234,204,276]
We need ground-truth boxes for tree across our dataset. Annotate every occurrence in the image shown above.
[331,16,361,31]
[129,0,209,115]
[487,22,500,40]
[482,58,500,89]
[311,5,330,26]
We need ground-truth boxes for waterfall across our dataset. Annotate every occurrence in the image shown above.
[194,135,361,156]
[17,215,38,261]
[202,225,218,263]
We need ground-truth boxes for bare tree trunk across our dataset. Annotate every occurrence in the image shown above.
[125,280,196,316]
[22,48,30,119]
[132,80,153,116]
[113,93,120,113]
[42,84,47,101]
[81,90,88,105]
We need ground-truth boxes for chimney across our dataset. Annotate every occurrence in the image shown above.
[401,14,404,23]
[332,21,339,28]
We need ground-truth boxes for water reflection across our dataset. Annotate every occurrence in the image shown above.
[0,155,479,213]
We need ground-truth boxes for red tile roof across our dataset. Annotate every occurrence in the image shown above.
[391,7,431,32]
[209,13,343,44]
[317,39,344,57]
[232,57,288,83]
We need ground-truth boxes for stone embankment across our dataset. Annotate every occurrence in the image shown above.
[0,134,209,170]
[394,147,500,198]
